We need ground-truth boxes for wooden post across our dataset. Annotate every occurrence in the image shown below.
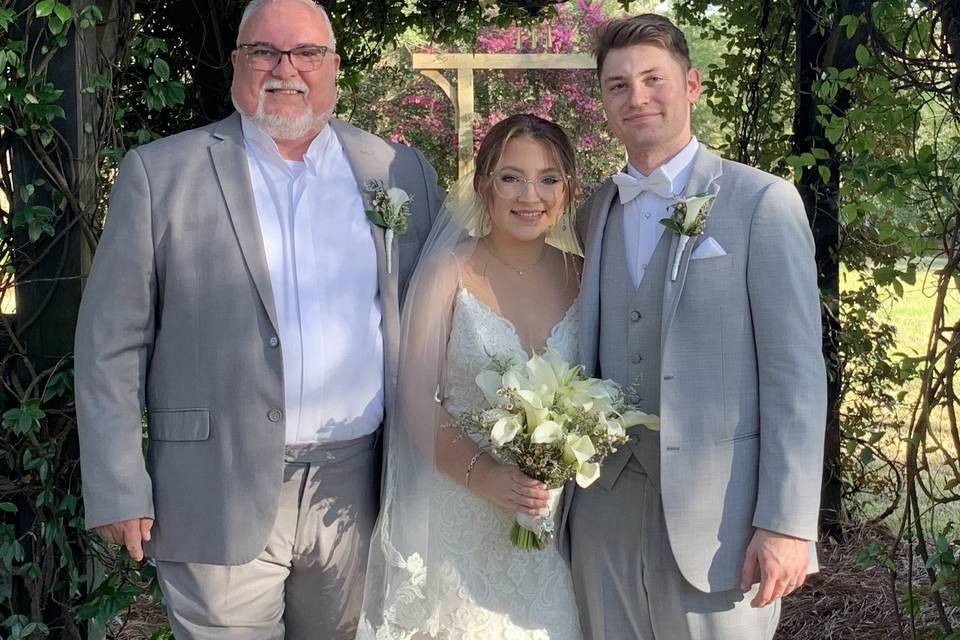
[456,68,475,178]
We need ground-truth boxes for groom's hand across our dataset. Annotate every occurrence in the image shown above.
[740,528,809,608]
[96,518,154,562]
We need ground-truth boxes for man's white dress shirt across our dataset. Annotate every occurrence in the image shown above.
[242,118,384,444]
[622,136,700,288]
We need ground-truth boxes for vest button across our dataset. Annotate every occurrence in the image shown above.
[630,310,642,322]
[632,353,643,364]
[268,335,280,348]
[267,408,283,423]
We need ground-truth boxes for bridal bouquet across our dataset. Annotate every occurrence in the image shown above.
[457,348,659,550]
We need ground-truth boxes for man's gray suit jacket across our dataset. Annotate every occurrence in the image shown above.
[75,113,442,565]
[571,146,827,592]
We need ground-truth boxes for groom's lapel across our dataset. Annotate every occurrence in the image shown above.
[660,146,723,349]
[579,179,618,378]
[210,113,279,332]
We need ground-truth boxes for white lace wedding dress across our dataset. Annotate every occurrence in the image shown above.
[359,287,583,640]
[429,288,582,639]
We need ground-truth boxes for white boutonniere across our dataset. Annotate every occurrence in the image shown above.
[365,181,412,273]
[659,192,717,281]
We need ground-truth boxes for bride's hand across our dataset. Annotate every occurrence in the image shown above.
[470,457,550,516]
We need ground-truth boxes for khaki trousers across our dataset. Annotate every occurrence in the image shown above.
[569,457,780,640]
[156,432,379,640]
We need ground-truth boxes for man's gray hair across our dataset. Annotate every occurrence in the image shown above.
[237,0,336,48]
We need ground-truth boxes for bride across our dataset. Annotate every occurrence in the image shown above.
[358,114,584,639]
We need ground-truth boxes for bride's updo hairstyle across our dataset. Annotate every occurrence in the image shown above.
[472,114,578,231]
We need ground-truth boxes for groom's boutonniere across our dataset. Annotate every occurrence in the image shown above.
[365,181,412,274]
[659,192,717,281]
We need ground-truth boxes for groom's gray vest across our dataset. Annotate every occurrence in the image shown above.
[598,204,670,487]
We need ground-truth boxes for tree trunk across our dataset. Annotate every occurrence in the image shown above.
[794,0,866,539]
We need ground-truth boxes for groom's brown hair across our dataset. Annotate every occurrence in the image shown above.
[592,14,692,78]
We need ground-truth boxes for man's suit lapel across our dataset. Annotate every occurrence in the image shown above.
[330,119,402,410]
[579,180,618,378]
[210,114,279,332]
[660,147,723,349]
[330,119,399,302]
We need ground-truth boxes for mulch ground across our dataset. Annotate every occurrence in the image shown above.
[110,520,946,639]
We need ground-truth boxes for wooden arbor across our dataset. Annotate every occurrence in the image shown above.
[411,52,595,178]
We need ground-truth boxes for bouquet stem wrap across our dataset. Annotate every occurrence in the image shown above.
[511,486,564,551]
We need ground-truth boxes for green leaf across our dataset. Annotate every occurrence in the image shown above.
[855,44,872,67]
[365,209,386,227]
[19,183,35,202]
[818,165,831,183]
[153,58,170,81]
[53,2,73,22]
[811,147,830,160]
[0,503,16,513]
[47,15,64,35]
[0,8,15,29]
[35,0,55,17]
[845,15,860,39]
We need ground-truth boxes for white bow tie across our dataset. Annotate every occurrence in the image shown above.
[611,169,675,203]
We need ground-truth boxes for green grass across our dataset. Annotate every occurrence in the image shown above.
[842,258,960,532]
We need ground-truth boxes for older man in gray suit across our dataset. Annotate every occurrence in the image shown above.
[565,14,827,640]
[74,1,441,638]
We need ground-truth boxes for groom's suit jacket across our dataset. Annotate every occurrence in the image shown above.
[75,113,442,565]
[573,146,826,592]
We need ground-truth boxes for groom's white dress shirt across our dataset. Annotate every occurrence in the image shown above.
[620,136,699,288]
[242,118,384,444]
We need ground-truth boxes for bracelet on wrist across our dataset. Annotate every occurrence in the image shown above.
[465,450,486,488]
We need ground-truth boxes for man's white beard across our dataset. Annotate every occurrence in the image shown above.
[232,79,331,141]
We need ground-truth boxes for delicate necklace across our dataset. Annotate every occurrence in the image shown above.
[482,237,546,276]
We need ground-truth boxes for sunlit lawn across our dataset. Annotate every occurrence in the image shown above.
[842,258,960,531]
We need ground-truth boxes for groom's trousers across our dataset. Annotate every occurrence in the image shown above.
[156,431,380,640]
[569,456,780,640]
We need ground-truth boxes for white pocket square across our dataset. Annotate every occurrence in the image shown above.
[690,236,727,260]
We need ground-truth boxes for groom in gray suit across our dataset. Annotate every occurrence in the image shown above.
[566,14,826,639]
[74,0,440,638]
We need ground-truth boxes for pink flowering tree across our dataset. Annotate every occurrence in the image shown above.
[341,1,627,197]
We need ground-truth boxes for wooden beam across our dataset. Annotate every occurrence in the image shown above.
[411,52,595,179]
[412,52,595,70]
[419,69,453,102]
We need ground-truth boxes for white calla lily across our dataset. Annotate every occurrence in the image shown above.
[501,368,524,391]
[491,415,522,446]
[620,409,660,431]
[542,348,580,387]
[386,187,411,211]
[681,194,714,231]
[530,420,564,444]
[576,461,601,488]
[476,370,504,408]
[599,413,625,438]
[524,354,559,404]
[563,434,596,466]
